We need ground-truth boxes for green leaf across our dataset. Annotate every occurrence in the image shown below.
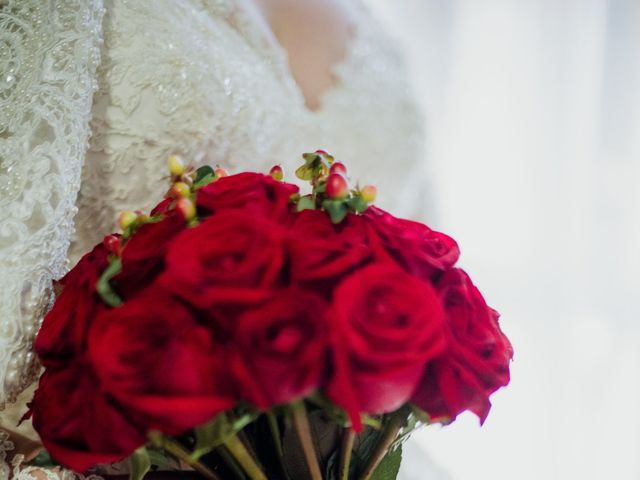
[96,258,123,307]
[194,165,215,183]
[347,196,369,214]
[146,449,173,469]
[29,450,58,468]
[296,164,315,181]
[370,444,402,480]
[296,195,316,212]
[193,174,216,189]
[322,199,349,224]
[129,447,151,480]
[190,412,259,461]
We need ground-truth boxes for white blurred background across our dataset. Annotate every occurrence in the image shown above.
[366,1,640,479]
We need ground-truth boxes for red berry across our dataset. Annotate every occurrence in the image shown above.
[330,162,347,177]
[269,165,284,181]
[103,235,121,255]
[326,173,349,199]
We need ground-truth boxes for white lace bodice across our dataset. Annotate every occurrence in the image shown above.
[0,0,424,477]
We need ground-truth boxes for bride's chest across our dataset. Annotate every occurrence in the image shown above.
[94,0,303,166]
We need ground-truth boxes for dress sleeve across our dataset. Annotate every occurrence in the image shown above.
[0,0,105,409]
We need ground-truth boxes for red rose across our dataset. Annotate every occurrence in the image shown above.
[35,243,110,368]
[411,269,513,423]
[229,289,329,409]
[196,173,298,219]
[150,197,173,216]
[161,211,286,313]
[364,206,460,279]
[286,210,371,285]
[88,289,234,435]
[113,211,186,298]
[328,263,445,421]
[31,366,146,472]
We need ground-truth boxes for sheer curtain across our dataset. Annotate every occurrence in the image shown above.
[366,1,640,479]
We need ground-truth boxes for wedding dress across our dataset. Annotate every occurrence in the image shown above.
[0,0,429,478]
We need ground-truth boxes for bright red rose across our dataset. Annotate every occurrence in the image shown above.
[196,173,298,219]
[327,263,445,422]
[88,289,234,435]
[31,366,146,473]
[113,211,186,298]
[35,243,110,368]
[160,211,286,313]
[411,269,513,424]
[229,289,329,409]
[364,206,460,279]
[286,210,371,284]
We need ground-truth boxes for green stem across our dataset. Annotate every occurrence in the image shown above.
[291,401,323,480]
[266,410,291,479]
[266,411,284,459]
[218,445,249,480]
[357,417,404,480]
[338,428,356,480]
[224,433,267,480]
[148,432,221,480]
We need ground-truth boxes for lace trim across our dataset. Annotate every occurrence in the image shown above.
[0,0,105,406]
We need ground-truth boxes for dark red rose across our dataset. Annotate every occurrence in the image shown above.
[160,210,286,313]
[31,366,146,472]
[113,211,186,298]
[286,210,371,285]
[88,289,233,435]
[229,289,329,409]
[412,269,513,423]
[196,173,298,219]
[35,243,110,368]
[364,206,459,279]
[150,197,174,216]
[327,263,445,422]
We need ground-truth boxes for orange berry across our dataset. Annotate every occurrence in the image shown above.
[170,181,191,198]
[118,210,138,230]
[176,197,196,221]
[167,155,185,176]
[360,185,377,203]
[269,165,284,181]
[215,167,229,178]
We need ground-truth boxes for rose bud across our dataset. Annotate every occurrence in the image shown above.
[360,185,377,203]
[315,149,328,155]
[103,235,121,255]
[215,167,229,178]
[176,197,196,221]
[167,155,185,176]
[269,165,284,181]
[330,162,347,177]
[326,173,349,199]
[170,181,191,198]
[118,210,138,230]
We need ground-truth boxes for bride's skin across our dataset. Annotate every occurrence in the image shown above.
[6,1,355,475]
[249,0,356,110]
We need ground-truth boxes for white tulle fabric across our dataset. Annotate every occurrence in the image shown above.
[0,0,424,477]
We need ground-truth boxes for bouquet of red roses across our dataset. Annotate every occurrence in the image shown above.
[29,151,513,480]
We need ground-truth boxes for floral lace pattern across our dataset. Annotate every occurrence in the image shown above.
[0,0,105,407]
